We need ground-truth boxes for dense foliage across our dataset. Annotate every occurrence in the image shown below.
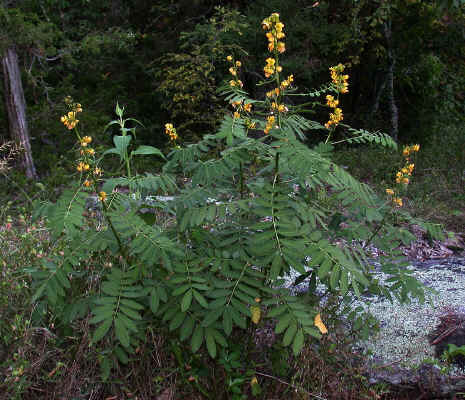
[25,13,443,389]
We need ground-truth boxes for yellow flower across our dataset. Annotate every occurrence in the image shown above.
[314,313,328,334]
[233,111,241,119]
[235,60,241,67]
[329,64,349,93]
[393,197,403,207]
[80,136,92,147]
[386,188,394,195]
[277,41,286,53]
[250,305,261,324]
[402,177,409,185]
[326,95,339,108]
[165,123,178,141]
[264,115,276,134]
[93,167,102,176]
[76,162,90,172]
[229,80,236,87]
[229,67,237,76]
[413,144,420,152]
[61,111,79,130]
[262,19,271,30]
[226,55,233,62]
[98,191,107,202]
[83,180,92,187]
[243,103,252,113]
[277,104,286,113]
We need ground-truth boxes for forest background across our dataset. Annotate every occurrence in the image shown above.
[1,0,464,231]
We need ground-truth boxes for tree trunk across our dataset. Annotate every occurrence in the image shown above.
[384,21,398,142]
[2,46,37,179]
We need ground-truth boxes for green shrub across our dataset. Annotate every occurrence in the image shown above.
[28,13,441,390]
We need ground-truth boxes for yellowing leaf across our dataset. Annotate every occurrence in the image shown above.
[251,305,261,324]
[314,313,328,334]
[251,376,258,386]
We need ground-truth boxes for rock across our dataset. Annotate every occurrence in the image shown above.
[351,258,465,397]
[443,234,465,253]
[429,310,465,369]
[365,361,465,398]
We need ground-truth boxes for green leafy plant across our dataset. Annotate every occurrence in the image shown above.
[443,344,465,366]
[29,13,442,385]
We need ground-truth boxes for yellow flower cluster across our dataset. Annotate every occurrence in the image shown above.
[271,101,287,113]
[264,115,277,135]
[326,95,339,108]
[80,136,92,147]
[61,99,83,130]
[324,66,348,129]
[98,191,107,202]
[264,57,276,78]
[61,111,80,130]
[386,144,420,207]
[262,13,285,53]
[325,106,343,129]
[230,100,253,120]
[385,187,403,207]
[77,161,90,172]
[403,144,420,157]
[266,87,280,98]
[280,74,294,89]
[80,148,95,156]
[226,55,244,88]
[165,123,178,141]
[330,64,349,94]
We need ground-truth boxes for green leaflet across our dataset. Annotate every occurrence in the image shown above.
[115,316,130,348]
[192,289,208,308]
[275,313,293,334]
[180,316,195,341]
[205,328,217,358]
[169,312,186,331]
[202,308,224,327]
[92,319,113,344]
[191,326,204,353]
[181,289,193,312]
